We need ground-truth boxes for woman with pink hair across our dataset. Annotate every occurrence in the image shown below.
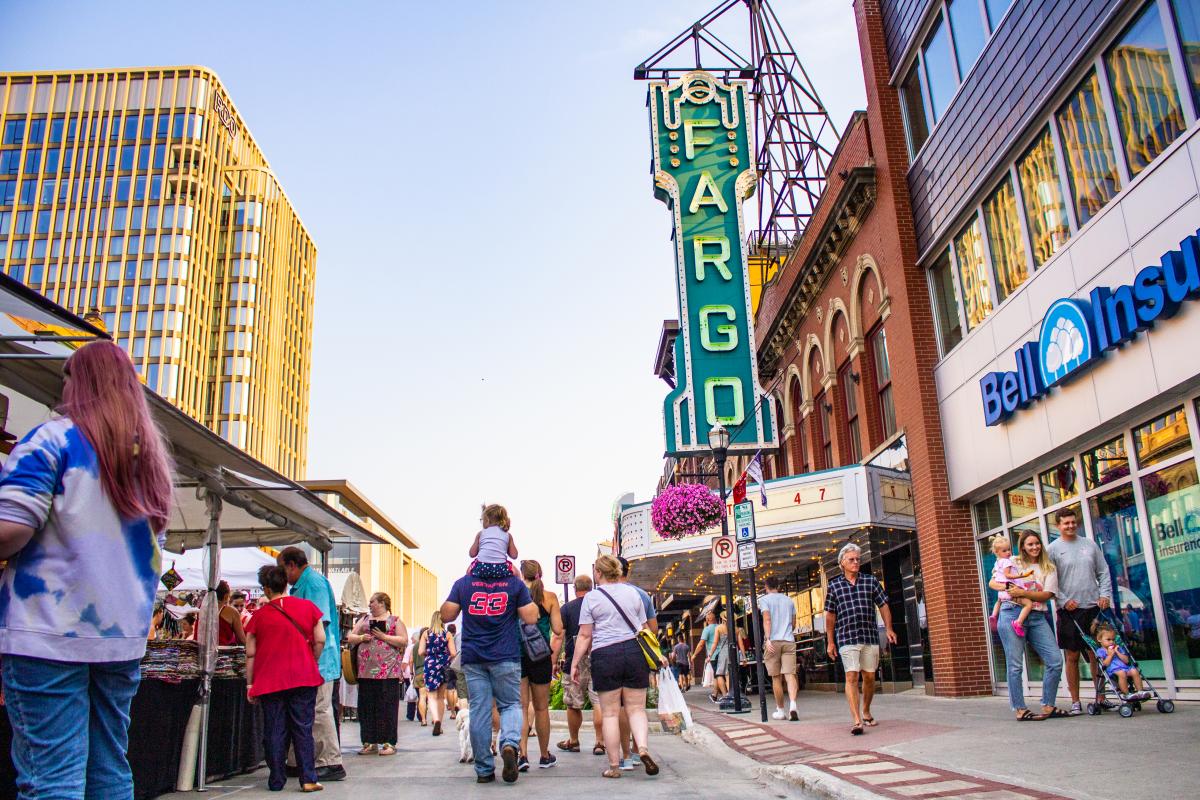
[0,341,173,799]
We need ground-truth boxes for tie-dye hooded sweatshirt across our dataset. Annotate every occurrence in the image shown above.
[0,417,163,662]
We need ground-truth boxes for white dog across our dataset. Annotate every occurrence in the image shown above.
[456,699,473,763]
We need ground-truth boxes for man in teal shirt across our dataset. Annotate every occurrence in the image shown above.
[279,547,345,782]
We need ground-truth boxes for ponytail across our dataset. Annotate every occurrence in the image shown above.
[520,559,545,605]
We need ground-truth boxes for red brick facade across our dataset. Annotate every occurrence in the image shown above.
[750,1,991,696]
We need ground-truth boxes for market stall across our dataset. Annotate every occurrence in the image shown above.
[0,274,384,797]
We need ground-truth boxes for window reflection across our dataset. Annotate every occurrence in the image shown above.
[1004,479,1038,521]
[901,65,930,156]
[923,14,958,122]
[1105,2,1185,175]
[974,495,1003,531]
[1141,458,1200,679]
[1172,0,1200,108]
[1083,435,1130,490]
[983,176,1028,302]
[1017,127,1070,266]
[1040,459,1079,506]
[954,217,992,329]
[930,250,963,353]
[1057,72,1121,225]
[1133,406,1190,468]
[948,0,986,78]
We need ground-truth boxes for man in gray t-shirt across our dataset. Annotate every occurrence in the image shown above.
[758,576,799,721]
[1046,507,1113,714]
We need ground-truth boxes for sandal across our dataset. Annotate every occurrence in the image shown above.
[862,716,878,727]
[602,767,622,779]
[557,738,581,752]
[378,744,396,756]
[850,723,864,735]
[638,749,659,776]
[1041,707,1069,719]
[1016,709,1044,721]
[592,744,606,756]
[358,745,377,755]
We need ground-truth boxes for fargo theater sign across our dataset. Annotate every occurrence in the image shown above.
[648,71,777,455]
[981,230,1200,425]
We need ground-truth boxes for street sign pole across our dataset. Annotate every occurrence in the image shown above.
[555,555,576,605]
[747,566,768,722]
[715,463,747,714]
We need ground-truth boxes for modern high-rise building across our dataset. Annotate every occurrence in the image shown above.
[0,67,314,477]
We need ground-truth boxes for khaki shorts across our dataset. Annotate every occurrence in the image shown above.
[563,654,599,709]
[764,640,797,677]
[839,643,880,673]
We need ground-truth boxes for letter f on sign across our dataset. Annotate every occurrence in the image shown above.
[683,118,719,159]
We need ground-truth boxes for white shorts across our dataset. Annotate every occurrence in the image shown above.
[839,644,880,673]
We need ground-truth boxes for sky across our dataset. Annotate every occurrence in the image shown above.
[0,0,866,597]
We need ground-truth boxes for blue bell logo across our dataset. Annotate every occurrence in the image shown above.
[1038,299,1094,387]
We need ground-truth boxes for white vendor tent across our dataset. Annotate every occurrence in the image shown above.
[164,547,277,591]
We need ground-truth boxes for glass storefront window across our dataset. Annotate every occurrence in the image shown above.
[923,14,958,122]
[974,495,1003,531]
[1017,127,1070,267]
[901,64,930,156]
[1133,406,1190,468]
[978,535,1007,683]
[954,217,993,329]
[1056,71,1121,225]
[1104,2,1185,176]
[1044,502,1082,542]
[1142,459,1200,679]
[1040,459,1079,507]
[983,175,1029,302]
[1089,482,1164,678]
[985,0,1014,28]
[930,250,963,353]
[1172,0,1200,109]
[1004,479,1038,521]
[1083,435,1130,490]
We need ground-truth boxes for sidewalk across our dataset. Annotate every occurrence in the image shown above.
[684,688,1196,800]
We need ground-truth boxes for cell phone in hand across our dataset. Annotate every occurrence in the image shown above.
[370,620,386,633]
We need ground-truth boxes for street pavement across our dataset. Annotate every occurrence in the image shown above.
[157,712,796,799]
[685,687,1198,800]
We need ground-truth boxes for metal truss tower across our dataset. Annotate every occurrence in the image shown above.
[635,0,839,263]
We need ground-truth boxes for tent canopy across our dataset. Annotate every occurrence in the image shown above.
[164,547,277,591]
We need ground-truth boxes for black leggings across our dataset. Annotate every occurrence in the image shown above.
[357,678,401,745]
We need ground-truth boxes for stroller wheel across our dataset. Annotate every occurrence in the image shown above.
[1156,700,1175,714]
[1118,704,1134,718]
[1086,703,1100,716]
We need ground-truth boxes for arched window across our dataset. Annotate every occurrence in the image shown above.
[870,324,896,438]
[789,376,808,474]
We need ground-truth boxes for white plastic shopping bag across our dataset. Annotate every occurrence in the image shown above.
[702,660,714,688]
[655,667,693,732]
[404,681,418,703]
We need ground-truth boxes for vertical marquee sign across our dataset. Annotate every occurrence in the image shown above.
[649,71,778,455]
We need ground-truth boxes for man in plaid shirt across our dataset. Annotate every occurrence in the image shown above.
[824,543,897,735]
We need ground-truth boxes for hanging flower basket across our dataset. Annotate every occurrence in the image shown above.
[651,483,725,540]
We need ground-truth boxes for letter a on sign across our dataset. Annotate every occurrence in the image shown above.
[648,71,778,458]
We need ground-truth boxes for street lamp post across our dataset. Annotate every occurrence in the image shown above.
[709,424,747,714]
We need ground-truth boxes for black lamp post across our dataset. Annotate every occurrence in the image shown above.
[709,424,747,714]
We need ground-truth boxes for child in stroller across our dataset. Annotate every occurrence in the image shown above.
[1074,613,1175,717]
[1091,621,1149,701]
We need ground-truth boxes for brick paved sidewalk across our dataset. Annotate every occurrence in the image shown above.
[690,704,1065,800]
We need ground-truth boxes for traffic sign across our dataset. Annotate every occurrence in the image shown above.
[737,541,758,570]
[734,501,756,542]
[712,536,738,575]
[555,555,576,585]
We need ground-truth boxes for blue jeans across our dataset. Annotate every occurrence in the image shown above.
[2,655,141,800]
[997,604,1062,711]
[463,660,522,778]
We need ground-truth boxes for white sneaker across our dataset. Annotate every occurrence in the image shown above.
[772,709,786,720]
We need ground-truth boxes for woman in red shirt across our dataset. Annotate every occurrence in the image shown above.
[246,565,326,793]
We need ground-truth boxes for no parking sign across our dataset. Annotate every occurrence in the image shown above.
[555,555,576,585]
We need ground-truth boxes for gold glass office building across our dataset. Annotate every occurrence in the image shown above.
[0,67,314,477]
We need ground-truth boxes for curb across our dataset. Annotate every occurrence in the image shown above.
[683,723,878,800]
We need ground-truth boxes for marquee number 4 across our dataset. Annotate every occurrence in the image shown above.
[794,488,826,505]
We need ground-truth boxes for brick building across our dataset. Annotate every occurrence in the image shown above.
[750,0,991,696]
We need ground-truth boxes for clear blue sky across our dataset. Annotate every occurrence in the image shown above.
[0,0,865,596]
